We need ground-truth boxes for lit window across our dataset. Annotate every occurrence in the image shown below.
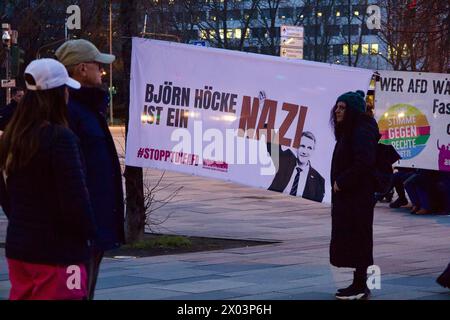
[354,11,359,16]
[210,30,216,40]
[336,11,341,17]
[281,15,286,19]
[390,44,409,57]
[219,29,224,39]
[300,14,304,19]
[200,30,208,40]
[244,28,250,39]
[362,44,369,55]
[388,46,395,58]
[226,29,233,39]
[317,12,322,17]
[211,15,216,21]
[371,43,379,55]
[235,29,242,39]
[352,44,359,55]
[343,44,349,55]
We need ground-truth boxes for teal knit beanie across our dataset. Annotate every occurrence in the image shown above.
[336,90,367,113]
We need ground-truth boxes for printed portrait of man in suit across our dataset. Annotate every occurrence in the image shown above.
[267,131,325,203]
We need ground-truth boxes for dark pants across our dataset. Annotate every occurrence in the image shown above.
[393,170,414,200]
[86,247,104,300]
[436,174,450,213]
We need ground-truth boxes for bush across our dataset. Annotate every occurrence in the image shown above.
[124,235,192,250]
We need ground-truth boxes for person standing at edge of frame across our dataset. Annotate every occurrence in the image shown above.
[0,58,96,300]
[55,39,125,300]
[0,87,25,131]
[329,90,379,300]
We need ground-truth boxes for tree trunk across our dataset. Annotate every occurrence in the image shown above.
[120,0,145,244]
[124,166,145,243]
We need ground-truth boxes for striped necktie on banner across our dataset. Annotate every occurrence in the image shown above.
[290,167,302,196]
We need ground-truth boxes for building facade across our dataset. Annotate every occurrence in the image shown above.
[146,0,390,70]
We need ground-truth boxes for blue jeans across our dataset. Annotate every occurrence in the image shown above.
[404,173,432,210]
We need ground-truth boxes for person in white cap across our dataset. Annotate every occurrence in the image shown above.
[0,58,96,300]
[55,39,124,300]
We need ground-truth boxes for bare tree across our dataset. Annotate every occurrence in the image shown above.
[237,0,260,51]
[301,0,338,63]
[120,0,146,244]
[377,0,450,72]
[253,0,283,55]
[141,171,183,233]
[341,0,370,67]
[193,0,259,50]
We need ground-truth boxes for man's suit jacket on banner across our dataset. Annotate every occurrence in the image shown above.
[267,142,325,203]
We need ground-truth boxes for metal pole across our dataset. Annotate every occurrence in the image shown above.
[65,18,68,41]
[143,13,148,36]
[348,0,352,66]
[109,0,114,126]
[5,46,11,105]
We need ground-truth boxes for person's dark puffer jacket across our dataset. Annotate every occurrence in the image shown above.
[0,124,97,265]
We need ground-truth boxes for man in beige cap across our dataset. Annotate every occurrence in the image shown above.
[55,39,125,300]
[56,39,115,88]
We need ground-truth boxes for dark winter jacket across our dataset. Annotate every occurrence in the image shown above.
[0,125,96,265]
[330,114,380,268]
[0,100,18,131]
[67,87,125,251]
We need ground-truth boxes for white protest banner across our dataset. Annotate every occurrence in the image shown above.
[375,71,450,172]
[126,38,373,203]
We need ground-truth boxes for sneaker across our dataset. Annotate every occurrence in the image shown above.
[336,283,353,294]
[335,286,371,300]
[389,198,408,208]
[436,264,450,289]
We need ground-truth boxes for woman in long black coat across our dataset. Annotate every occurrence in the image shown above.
[330,90,380,300]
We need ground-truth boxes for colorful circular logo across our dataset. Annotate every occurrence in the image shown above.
[378,104,430,160]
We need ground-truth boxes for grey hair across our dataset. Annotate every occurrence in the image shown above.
[301,131,316,145]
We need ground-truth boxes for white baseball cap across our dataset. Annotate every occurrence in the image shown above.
[24,58,81,91]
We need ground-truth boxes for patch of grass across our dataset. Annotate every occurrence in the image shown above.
[124,235,192,250]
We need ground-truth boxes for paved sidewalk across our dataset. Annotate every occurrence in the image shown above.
[1,167,449,300]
